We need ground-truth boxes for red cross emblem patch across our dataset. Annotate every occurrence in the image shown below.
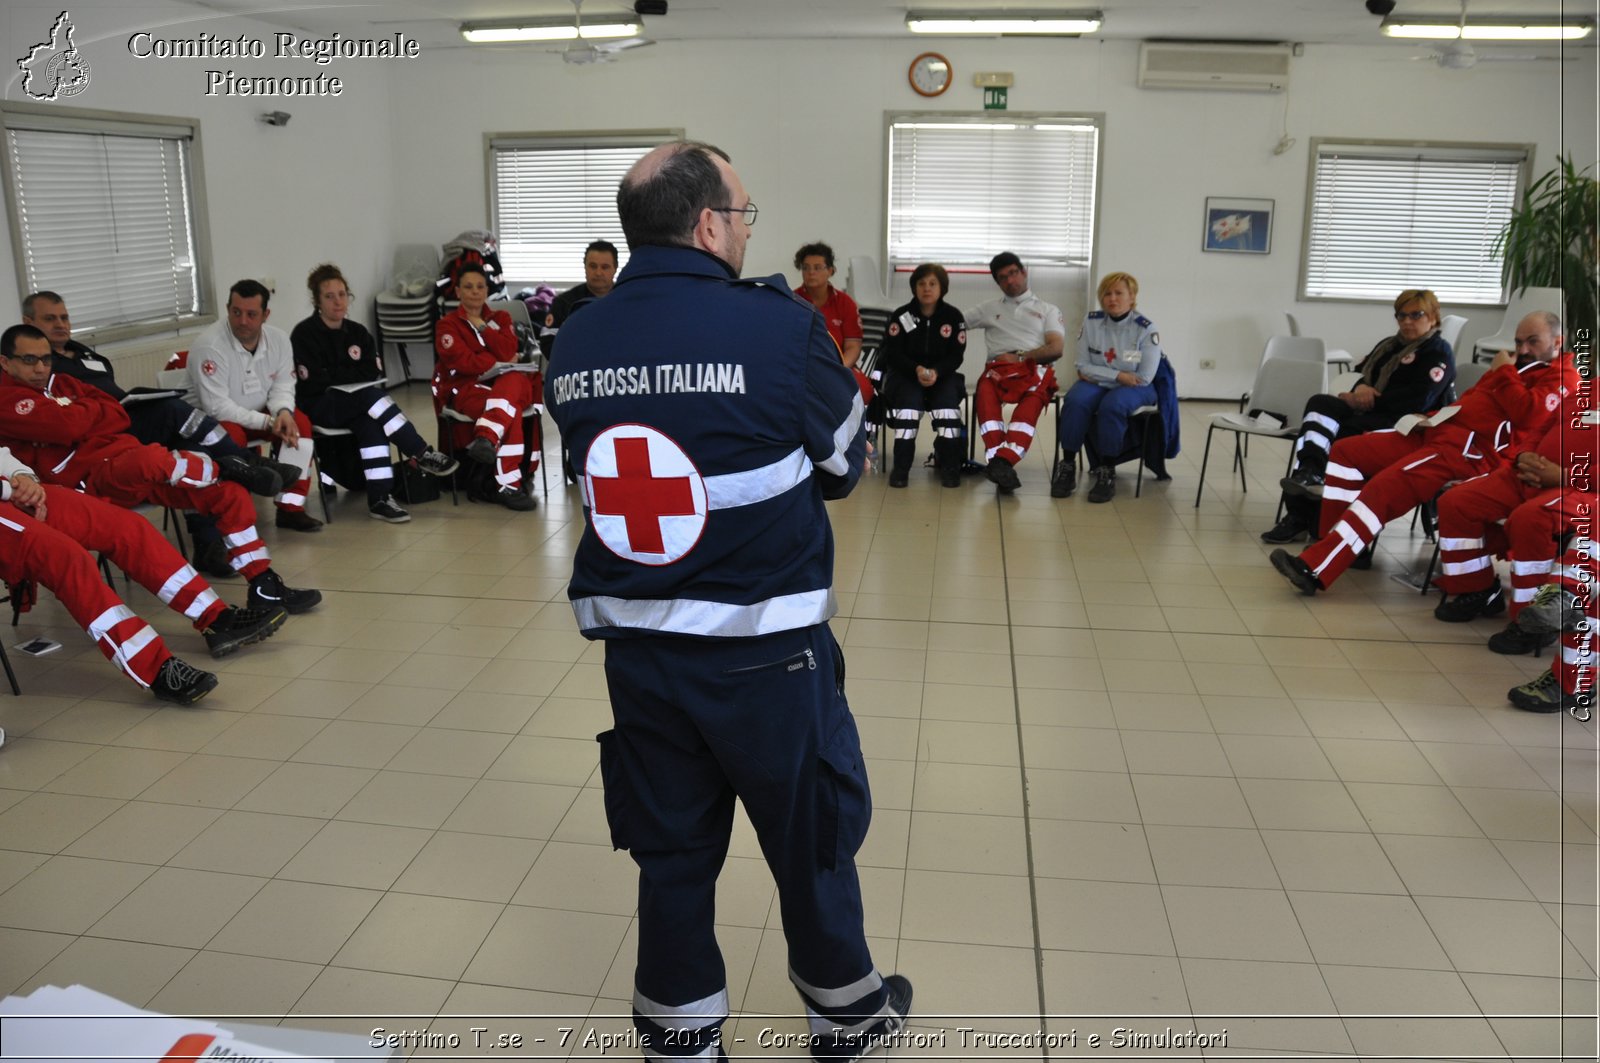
[584,424,707,565]
[201,359,218,377]
[348,345,362,360]
[13,399,33,416]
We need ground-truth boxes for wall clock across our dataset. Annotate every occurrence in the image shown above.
[908,52,952,97]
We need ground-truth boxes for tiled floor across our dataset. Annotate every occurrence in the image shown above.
[0,389,1595,1060]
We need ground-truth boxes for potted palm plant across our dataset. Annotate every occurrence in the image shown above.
[1498,153,1598,357]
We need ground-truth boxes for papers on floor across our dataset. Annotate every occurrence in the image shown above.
[0,985,336,1062]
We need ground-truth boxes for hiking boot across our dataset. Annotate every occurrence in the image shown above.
[1433,581,1506,623]
[1050,461,1077,498]
[1271,548,1320,595]
[1520,583,1585,636]
[1507,669,1566,714]
[466,436,497,466]
[1487,618,1558,656]
[1087,465,1116,503]
[470,485,536,512]
[940,466,962,488]
[201,605,287,658]
[193,538,238,580]
[217,453,283,497]
[416,447,459,477]
[810,974,913,1063]
[887,468,909,488]
[151,656,219,705]
[1280,471,1325,500]
[248,568,322,614]
[368,496,411,523]
[1261,514,1311,544]
[255,455,304,489]
[985,457,1020,492]
[274,508,324,533]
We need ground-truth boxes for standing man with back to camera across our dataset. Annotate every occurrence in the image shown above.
[546,140,911,1063]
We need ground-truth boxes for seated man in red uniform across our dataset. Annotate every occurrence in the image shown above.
[1271,312,1578,595]
[1433,383,1594,655]
[1,444,283,661]
[0,325,321,616]
[432,264,539,512]
[964,252,1066,493]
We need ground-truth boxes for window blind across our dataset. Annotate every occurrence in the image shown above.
[7,124,201,331]
[490,133,676,284]
[1302,142,1526,305]
[887,117,1100,269]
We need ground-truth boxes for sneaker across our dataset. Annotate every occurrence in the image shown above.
[248,568,322,614]
[1260,514,1311,544]
[256,455,304,489]
[1433,580,1506,623]
[1280,471,1325,500]
[495,487,537,512]
[151,656,219,705]
[1050,461,1077,499]
[274,508,324,533]
[369,496,411,523]
[887,469,909,488]
[1520,583,1585,636]
[1487,618,1558,656]
[1087,465,1116,503]
[939,467,962,488]
[466,436,497,466]
[1270,548,1320,595]
[811,974,913,1063]
[1507,669,1566,714]
[416,448,459,478]
[217,453,283,497]
[984,457,1020,493]
[201,605,287,658]
[193,538,238,580]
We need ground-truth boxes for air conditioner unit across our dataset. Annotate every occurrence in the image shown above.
[1138,42,1291,92]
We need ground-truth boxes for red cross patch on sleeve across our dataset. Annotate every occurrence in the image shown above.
[201,360,218,377]
[13,399,33,416]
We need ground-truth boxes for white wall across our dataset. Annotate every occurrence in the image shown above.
[1,4,1593,395]
[0,0,396,354]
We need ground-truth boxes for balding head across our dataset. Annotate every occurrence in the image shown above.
[618,141,739,262]
[1513,310,1565,366]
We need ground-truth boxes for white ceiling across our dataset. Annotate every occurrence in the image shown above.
[189,0,1598,52]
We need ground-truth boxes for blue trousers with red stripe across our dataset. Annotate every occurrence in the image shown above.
[599,624,888,1059]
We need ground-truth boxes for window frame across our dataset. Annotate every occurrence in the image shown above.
[882,110,1104,279]
[0,100,217,344]
[1297,136,1533,308]
[485,128,682,288]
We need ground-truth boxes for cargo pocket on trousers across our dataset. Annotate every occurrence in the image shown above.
[595,729,633,851]
[815,715,871,872]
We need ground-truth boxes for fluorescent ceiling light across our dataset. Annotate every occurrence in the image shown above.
[1381,17,1592,40]
[907,10,1102,35]
[461,17,640,43]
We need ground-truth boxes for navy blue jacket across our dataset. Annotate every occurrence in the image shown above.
[545,244,866,640]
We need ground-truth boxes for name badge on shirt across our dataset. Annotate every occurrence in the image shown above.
[897,311,919,334]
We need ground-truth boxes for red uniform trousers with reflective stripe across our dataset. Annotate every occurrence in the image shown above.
[1552,536,1597,697]
[1300,429,1499,589]
[448,372,541,491]
[1436,466,1583,616]
[82,446,272,581]
[0,501,172,687]
[975,361,1057,465]
[220,410,315,512]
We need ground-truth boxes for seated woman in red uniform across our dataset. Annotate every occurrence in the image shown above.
[432,264,539,512]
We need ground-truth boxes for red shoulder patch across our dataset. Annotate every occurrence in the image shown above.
[348,344,362,360]
[440,333,455,349]
[887,323,900,336]
[1546,392,1561,411]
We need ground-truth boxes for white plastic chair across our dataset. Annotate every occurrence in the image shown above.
[1284,312,1301,337]
[1438,314,1468,356]
[847,255,890,308]
[1196,355,1327,507]
[1472,286,1564,362]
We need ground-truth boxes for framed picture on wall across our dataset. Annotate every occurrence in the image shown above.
[1203,197,1273,254]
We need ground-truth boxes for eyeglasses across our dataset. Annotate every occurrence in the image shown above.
[3,353,53,366]
[711,201,758,227]
[1394,310,1430,322]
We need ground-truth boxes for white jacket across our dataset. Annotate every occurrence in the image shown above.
[185,319,297,431]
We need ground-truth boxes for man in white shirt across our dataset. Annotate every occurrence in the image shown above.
[186,280,321,531]
[964,252,1065,492]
